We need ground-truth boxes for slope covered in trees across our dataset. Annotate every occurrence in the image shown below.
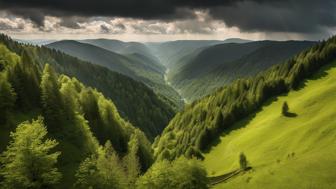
[0,38,208,189]
[0,35,175,140]
[168,41,316,102]
[0,42,153,187]
[147,39,250,68]
[47,40,183,108]
[203,60,336,189]
[80,39,162,69]
[153,36,336,160]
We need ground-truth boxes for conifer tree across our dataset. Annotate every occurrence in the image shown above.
[0,75,16,124]
[40,64,64,129]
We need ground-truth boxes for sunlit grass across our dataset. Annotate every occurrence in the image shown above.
[203,61,336,189]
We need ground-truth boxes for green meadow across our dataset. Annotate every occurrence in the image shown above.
[203,61,336,189]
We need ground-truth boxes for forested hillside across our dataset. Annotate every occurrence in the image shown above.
[1,35,175,140]
[147,39,250,68]
[168,41,316,102]
[47,40,183,108]
[153,36,336,160]
[147,40,223,68]
[0,35,208,189]
[0,42,152,187]
[81,39,161,67]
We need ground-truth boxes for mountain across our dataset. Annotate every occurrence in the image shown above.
[168,40,317,102]
[1,35,175,141]
[146,40,224,68]
[15,38,57,46]
[80,39,161,65]
[204,60,336,189]
[153,36,336,161]
[47,40,183,108]
[146,38,251,69]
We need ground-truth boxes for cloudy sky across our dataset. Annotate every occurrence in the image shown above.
[0,0,335,41]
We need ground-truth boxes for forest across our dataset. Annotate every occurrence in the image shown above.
[0,35,208,188]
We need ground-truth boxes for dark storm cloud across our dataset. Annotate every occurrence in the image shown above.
[0,0,335,33]
[209,0,336,33]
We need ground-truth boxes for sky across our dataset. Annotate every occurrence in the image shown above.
[0,0,335,42]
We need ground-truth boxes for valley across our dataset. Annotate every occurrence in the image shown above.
[1,1,334,189]
[1,33,335,189]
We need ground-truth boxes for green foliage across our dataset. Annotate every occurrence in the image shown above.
[136,158,208,189]
[123,134,141,188]
[75,142,127,189]
[154,36,336,160]
[6,50,40,109]
[0,118,61,189]
[0,35,154,187]
[0,74,16,124]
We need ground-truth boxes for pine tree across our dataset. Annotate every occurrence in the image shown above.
[40,64,64,129]
[0,75,16,124]
[0,118,61,189]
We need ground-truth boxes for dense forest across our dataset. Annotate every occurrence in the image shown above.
[0,34,207,189]
[153,36,336,160]
[0,35,175,140]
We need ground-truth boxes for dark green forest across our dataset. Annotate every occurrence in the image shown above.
[0,35,208,189]
[0,35,176,140]
[153,36,336,160]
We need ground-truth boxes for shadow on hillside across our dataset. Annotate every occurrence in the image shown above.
[203,61,336,153]
[295,60,336,90]
[284,112,298,117]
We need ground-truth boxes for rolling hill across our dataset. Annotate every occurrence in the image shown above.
[203,60,336,189]
[168,41,316,102]
[146,39,249,68]
[47,40,183,108]
[81,39,161,66]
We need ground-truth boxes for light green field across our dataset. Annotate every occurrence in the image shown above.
[203,61,336,189]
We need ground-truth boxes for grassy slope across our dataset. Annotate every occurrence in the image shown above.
[203,61,336,189]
